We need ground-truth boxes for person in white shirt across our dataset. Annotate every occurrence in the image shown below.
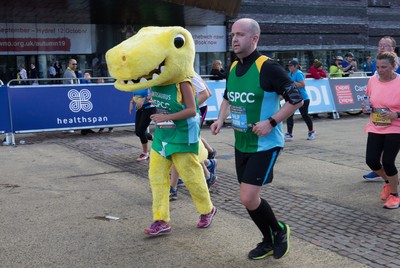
[18,64,27,84]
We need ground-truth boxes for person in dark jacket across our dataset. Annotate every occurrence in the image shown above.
[209,60,226,80]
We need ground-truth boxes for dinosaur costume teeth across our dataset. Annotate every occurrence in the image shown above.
[121,62,166,85]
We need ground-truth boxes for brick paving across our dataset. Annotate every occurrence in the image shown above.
[25,130,400,268]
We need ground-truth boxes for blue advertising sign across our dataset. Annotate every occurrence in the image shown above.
[0,85,12,133]
[8,83,135,132]
[305,79,336,113]
[206,79,338,119]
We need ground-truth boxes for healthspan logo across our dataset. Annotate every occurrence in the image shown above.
[68,89,93,112]
[56,88,109,126]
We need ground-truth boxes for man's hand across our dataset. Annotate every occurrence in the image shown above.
[210,120,224,135]
[252,120,273,137]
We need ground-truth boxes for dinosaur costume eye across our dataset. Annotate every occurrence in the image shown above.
[174,34,185,48]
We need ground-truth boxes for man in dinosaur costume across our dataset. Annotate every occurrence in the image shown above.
[106,26,217,236]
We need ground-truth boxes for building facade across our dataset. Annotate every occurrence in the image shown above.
[1,0,400,83]
[231,0,400,73]
[0,0,237,84]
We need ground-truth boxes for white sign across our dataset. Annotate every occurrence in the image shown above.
[0,23,94,55]
[187,26,226,53]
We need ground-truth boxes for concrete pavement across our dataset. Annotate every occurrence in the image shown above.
[1,113,398,267]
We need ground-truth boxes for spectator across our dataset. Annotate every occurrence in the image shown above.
[63,59,79,84]
[361,56,373,76]
[49,64,56,83]
[18,64,28,85]
[306,59,327,79]
[306,59,327,119]
[54,61,63,84]
[29,63,39,85]
[329,56,344,77]
[81,72,92,84]
[341,52,357,77]
[209,60,226,80]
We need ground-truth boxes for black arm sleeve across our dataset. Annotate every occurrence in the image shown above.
[260,61,303,105]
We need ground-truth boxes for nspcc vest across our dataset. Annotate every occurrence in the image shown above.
[151,82,200,157]
[227,56,284,153]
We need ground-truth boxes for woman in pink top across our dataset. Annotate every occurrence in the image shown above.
[363,51,400,209]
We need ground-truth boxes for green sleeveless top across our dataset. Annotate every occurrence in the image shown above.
[227,56,284,153]
[151,82,200,158]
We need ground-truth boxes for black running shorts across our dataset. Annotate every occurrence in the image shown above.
[235,147,282,186]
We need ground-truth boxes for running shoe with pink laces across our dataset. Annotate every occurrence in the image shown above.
[383,195,400,209]
[144,221,171,236]
[137,152,149,161]
[197,206,217,228]
[381,183,391,201]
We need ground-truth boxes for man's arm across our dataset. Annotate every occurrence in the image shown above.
[252,99,302,137]
[253,61,303,137]
[210,98,230,135]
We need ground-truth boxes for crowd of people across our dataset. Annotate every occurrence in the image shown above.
[15,58,103,85]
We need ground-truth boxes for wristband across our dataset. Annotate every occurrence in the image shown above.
[268,117,277,127]
[397,112,400,118]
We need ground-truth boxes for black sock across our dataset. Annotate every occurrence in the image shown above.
[247,198,281,243]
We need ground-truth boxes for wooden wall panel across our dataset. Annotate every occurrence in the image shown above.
[228,0,400,51]
[163,0,241,17]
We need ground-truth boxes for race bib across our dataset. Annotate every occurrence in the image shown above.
[372,108,391,126]
[231,105,250,132]
[156,108,176,128]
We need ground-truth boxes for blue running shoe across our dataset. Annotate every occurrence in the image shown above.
[206,159,217,177]
[363,171,382,181]
[169,186,178,201]
[177,178,184,187]
[206,173,218,188]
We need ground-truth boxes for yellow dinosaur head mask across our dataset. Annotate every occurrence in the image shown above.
[106,26,195,92]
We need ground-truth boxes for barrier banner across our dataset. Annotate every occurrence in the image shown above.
[1,77,371,134]
[204,80,226,120]
[305,79,336,113]
[328,77,369,112]
[206,79,338,119]
[8,84,135,132]
[0,86,12,133]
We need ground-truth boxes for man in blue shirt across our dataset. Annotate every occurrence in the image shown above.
[341,52,357,77]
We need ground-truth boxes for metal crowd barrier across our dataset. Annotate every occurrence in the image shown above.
[6,77,115,86]
[327,71,371,78]
[1,76,370,146]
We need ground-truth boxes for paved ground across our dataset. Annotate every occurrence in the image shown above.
[1,113,399,267]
